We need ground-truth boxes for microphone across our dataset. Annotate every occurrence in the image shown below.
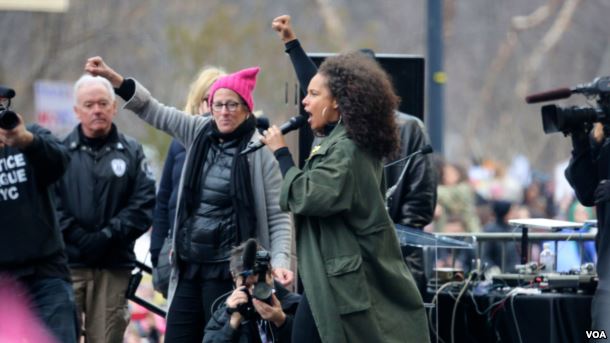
[240,115,307,155]
[385,144,434,204]
[384,144,433,168]
[572,76,610,95]
[241,238,258,274]
[525,87,572,104]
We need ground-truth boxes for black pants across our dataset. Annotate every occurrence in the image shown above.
[591,288,610,342]
[292,293,322,343]
[164,277,233,343]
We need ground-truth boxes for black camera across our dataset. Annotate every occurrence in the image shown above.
[526,76,610,135]
[236,247,273,320]
[0,86,19,130]
[250,250,272,302]
[541,105,603,134]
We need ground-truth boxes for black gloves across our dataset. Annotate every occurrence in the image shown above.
[79,230,113,262]
[65,227,114,264]
[595,179,610,204]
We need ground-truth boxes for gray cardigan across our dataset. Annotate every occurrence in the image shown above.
[122,79,293,305]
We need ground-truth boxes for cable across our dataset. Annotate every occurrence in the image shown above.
[451,273,474,343]
[469,290,509,317]
[428,281,460,343]
[509,292,524,343]
[209,289,236,324]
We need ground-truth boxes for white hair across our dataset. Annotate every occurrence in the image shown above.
[73,74,115,105]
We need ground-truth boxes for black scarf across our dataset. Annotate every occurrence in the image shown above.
[180,115,258,244]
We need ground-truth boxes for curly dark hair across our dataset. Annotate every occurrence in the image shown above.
[318,51,400,159]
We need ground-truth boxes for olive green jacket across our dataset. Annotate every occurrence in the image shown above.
[280,123,430,343]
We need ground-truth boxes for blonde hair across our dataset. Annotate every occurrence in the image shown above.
[183,66,226,115]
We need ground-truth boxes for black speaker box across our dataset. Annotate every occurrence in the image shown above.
[297,53,425,167]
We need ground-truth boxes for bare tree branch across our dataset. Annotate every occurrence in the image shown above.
[314,0,347,49]
[514,0,582,99]
[462,0,561,158]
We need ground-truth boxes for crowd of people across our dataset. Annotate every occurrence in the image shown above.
[0,13,605,343]
[427,155,597,274]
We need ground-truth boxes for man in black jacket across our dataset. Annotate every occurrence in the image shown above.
[0,112,78,342]
[204,240,300,343]
[271,15,437,294]
[565,123,610,338]
[54,74,156,343]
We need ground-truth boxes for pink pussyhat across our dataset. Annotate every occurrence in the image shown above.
[208,67,260,112]
[0,276,58,343]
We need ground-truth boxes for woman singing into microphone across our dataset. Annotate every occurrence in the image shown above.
[262,52,430,343]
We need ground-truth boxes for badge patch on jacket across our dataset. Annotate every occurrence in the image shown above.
[111,159,127,177]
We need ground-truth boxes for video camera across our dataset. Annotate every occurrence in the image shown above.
[236,240,273,320]
[0,86,19,130]
[525,76,610,135]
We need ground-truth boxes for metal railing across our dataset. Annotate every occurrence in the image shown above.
[430,231,596,273]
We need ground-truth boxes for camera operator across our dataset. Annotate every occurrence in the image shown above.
[0,109,78,342]
[204,240,300,343]
[565,122,610,336]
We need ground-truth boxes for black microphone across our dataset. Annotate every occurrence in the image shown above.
[241,238,258,273]
[240,115,307,155]
[384,144,433,168]
[572,76,610,95]
[525,87,572,104]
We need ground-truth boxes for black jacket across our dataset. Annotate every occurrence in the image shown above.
[204,282,301,343]
[179,138,238,264]
[0,124,71,278]
[284,39,437,228]
[565,133,610,290]
[55,124,156,268]
[386,111,437,228]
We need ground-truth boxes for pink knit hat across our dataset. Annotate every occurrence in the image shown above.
[208,67,260,112]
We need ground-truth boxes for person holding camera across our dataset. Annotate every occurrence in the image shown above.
[565,122,610,336]
[204,239,300,343]
[0,105,78,342]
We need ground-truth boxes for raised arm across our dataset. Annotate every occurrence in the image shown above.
[85,56,205,147]
[272,15,318,97]
[0,118,69,188]
[85,56,124,88]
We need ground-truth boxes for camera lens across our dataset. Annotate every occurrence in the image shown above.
[252,282,273,303]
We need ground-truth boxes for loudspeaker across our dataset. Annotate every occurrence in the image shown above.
[297,53,425,167]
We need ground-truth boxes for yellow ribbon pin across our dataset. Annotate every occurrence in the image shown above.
[308,145,321,160]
